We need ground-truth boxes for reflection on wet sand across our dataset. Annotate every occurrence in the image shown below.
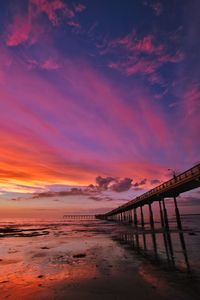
[113,227,190,272]
[0,219,200,300]
[108,198,194,274]
[0,231,101,299]
[0,260,98,300]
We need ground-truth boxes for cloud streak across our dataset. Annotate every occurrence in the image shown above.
[0,0,199,206]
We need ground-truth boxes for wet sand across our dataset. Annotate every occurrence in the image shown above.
[0,220,199,300]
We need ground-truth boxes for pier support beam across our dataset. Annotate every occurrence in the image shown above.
[159,200,170,262]
[122,212,125,222]
[134,208,139,248]
[129,210,132,224]
[148,203,158,258]
[140,206,146,251]
[173,196,190,271]
[162,199,175,265]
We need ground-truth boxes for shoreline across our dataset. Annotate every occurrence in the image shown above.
[0,220,199,300]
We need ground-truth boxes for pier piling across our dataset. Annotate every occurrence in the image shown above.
[173,196,190,271]
[140,206,146,251]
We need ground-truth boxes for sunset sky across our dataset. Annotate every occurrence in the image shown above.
[0,0,200,217]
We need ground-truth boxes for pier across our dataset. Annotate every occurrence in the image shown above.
[96,163,200,271]
[63,214,95,220]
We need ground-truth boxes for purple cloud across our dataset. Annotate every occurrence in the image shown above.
[96,176,115,190]
[110,177,133,192]
[133,178,147,187]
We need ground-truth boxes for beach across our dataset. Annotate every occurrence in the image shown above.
[0,218,200,300]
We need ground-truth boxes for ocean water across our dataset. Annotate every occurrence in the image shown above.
[0,210,200,300]
[0,211,199,276]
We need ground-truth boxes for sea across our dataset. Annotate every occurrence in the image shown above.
[0,212,200,275]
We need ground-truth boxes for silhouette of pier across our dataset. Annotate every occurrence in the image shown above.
[63,214,95,220]
[96,163,200,271]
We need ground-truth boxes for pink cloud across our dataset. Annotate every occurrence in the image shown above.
[41,58,60,70]
[31,0,68,25]
[125,60,158,75]
[6,15,31,46]
[6,0,86,47]
[134,35,164,55]
[101,31,184,83]
[108,57,163,84]
[102,33,164,56]
[158,50,184,63]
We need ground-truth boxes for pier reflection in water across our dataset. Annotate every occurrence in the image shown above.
[111,200,191,273]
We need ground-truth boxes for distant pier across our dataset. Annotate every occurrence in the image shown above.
[63,214,96,220]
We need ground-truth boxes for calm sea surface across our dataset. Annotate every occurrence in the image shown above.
[0,210,200,276]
